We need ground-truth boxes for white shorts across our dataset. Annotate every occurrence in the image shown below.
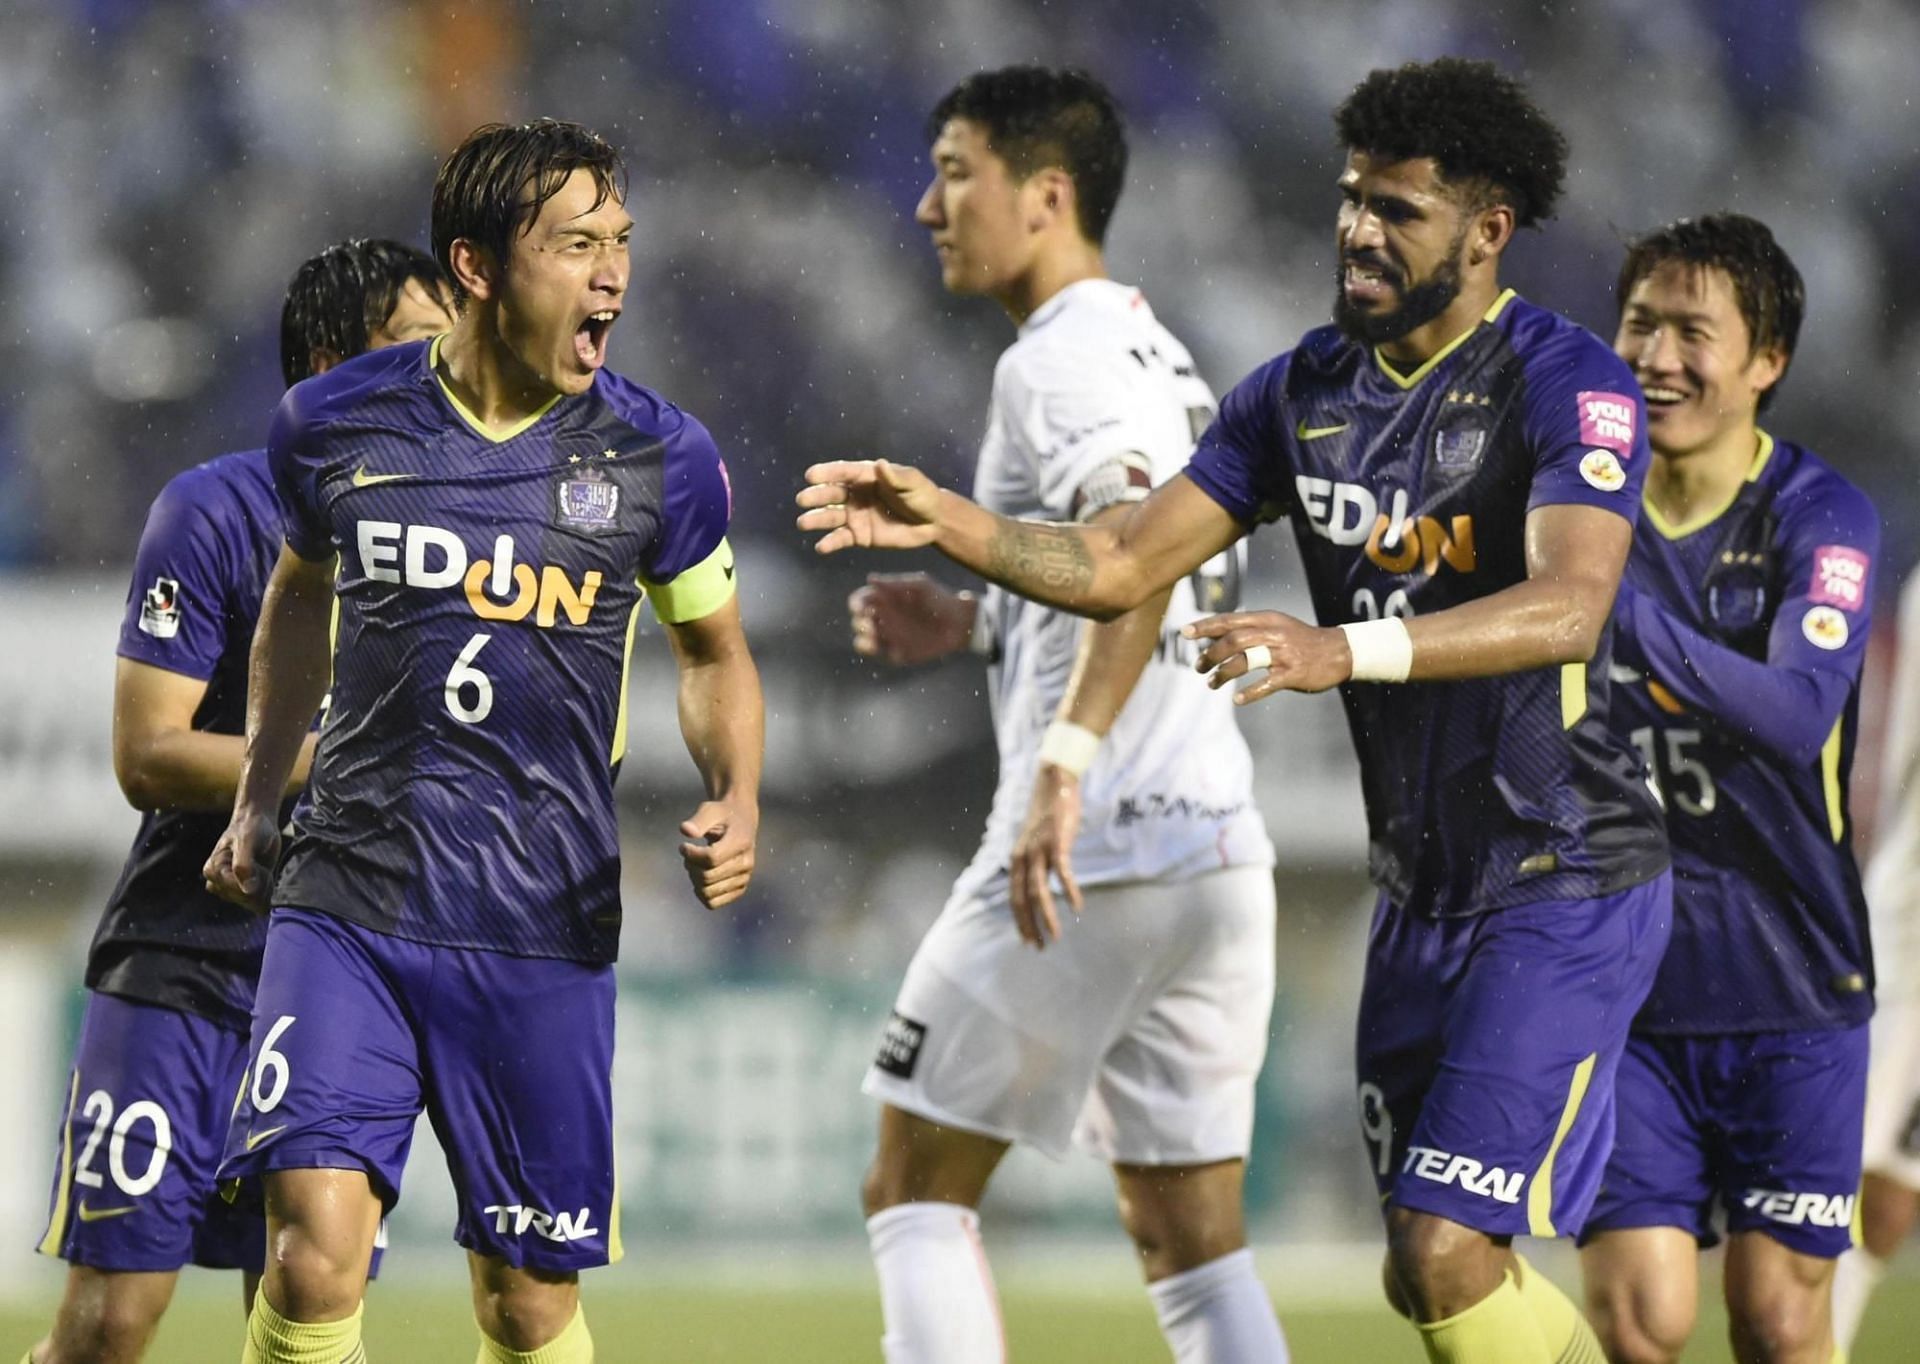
[862,863,1276,1165]
[1863,993,1920,1188]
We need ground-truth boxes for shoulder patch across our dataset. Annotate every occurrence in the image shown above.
[1803,605,1850,650]
[1809,545,1869,612]
[138,577,182,638]
[1577,391,1637,454]
[1578,449,1628,492]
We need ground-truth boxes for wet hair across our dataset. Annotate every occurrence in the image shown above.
[431,118,627,305]
[1334,58,1568,228]
[928,66,1128,244]
[1616,213,1804,410]
[279,238,449,386]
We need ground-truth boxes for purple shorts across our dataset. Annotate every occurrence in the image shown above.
[1581,1027,1868,1257]
[1355,873,1672,1239]
[38,992,264,1273]
[217,907,619,1272]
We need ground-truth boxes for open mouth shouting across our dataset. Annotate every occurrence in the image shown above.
[575,308,619,370]
[1342,254,1401,307]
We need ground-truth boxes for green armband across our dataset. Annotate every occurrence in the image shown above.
[644,538,737,623]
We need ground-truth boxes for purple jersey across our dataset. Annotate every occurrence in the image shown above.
[270,338,731,962]
[96,451,284,1032]
[1613,434,1880,1032]
[1186,291,1667,916]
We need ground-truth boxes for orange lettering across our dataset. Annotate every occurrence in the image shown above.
[464,560,538,621]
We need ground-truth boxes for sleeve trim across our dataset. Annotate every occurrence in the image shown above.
[643,538,736,623]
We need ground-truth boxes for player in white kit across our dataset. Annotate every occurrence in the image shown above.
[853,68,1288,1364]
[1834,570,1920,1351]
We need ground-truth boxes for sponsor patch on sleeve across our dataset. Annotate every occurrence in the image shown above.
[873,1010,928,1080]
[1803,605,1850,650]
[1577,391,1637,453]
[1578,448,1628,492]
[1809,545,1869,611]
[138,576,182,639]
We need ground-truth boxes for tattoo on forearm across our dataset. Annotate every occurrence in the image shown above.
[986,522,1097,602]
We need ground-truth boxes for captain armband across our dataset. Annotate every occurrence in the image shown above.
[1068,452,1153,523]
[643,537,737,623]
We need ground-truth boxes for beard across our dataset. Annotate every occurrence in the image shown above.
[1332,236,1467,345]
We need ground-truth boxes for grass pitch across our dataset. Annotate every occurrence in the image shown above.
[1,1250,1912,1361]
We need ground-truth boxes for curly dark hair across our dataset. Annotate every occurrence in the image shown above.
[928,66,1128,244]
[432,119,627,306]
[279,238,448,387]
[1334,58,1568,228]
[1617,213,1805,411]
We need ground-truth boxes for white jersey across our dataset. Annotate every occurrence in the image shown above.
[955,279,1273,900]
[1866,572,1920,997]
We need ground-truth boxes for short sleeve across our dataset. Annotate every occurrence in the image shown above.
[642,411,733,584]
[1767,476,1880,680]
[1522,344,1651,520]
[1007,350,1160,521]
[268,385,335,562]
[1183,358,1291,527]
[117,473,234,681]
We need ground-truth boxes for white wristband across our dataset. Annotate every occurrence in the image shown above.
[1038,720,1102,777]
[1339,618,1414,683]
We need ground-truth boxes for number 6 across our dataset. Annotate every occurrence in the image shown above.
[251,1014,297,1113]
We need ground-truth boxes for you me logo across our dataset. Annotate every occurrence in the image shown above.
[1295,477,1476,577]
[356,522,603,628]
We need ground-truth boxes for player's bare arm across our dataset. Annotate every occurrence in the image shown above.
[203,545,335,910]
[1192,502,1631,705]
[848,572,978,666]
[1010,501,1174,950]
[799,460,1238,620]
[113,658,317,811]
[664,594,764,911]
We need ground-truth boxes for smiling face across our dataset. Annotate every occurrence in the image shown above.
[914,118,1045,299]
[487,166,632,396]
[1333,152,1478,345]
[1615,260,1785,459]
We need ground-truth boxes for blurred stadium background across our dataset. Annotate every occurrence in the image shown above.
[0,0,1916,1358]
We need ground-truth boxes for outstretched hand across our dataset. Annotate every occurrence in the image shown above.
[1184,610,1353,704]
[796,460,943,554]
[849,573,974,666]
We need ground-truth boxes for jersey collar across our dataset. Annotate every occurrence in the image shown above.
[1372,288,1517,390]
[1641,429,1776,541]
[428,334,565,445]
[1019,278,1140,336]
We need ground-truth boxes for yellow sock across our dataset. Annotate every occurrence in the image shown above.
[476,1307,591,1363]
[1513,1254,1607,1363]
[1417,1271,1552,1364]
[242,1292,367,1364]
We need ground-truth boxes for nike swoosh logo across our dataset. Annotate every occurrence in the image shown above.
[245,1124,288,1151]
[723,562,736,580]
[351,464,417,487]
[1295,420,1350,441]
[77,1201,137,1222]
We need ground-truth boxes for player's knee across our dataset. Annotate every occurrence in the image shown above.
[472,1265,579,1352]
[1384,1208,1501,1318]
[264,1229,366,1319]
[1585,1293,1689,1364]
[1725,1287,1826,1364]
[1380,1251,1413,1318]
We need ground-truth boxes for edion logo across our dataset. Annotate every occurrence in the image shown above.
[1402,1145,1525,1204]
[1294,477,1477,577]
[1577,391,1637,452]
[482,1202,602,1243]
[356,521,603,628]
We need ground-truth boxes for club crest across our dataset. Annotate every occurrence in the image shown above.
[557,466,620,532]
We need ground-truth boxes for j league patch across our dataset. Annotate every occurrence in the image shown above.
[138,576,182,639]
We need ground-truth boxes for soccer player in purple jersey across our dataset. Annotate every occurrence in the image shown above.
[1577,217,1879,1364]
[26,240,453,1364]
[803,58,1664,1364]
[203,120,764,1364]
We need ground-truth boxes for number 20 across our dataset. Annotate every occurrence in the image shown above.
[74,1091,172,1197]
